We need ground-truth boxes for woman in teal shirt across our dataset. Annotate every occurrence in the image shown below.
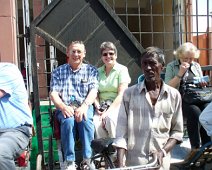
[93,42,131,138]
[165,42,211,157]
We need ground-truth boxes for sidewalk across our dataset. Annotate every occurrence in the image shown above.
[171,137,191,163]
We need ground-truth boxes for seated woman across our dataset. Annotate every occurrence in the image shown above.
[93,41,131,139]
[165,42,211,157]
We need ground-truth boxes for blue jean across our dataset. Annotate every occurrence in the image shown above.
[56,105,94,161]
[0,126,31,170]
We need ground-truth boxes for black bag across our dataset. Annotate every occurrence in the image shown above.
[180,84,212,104]
[91,138,115,154]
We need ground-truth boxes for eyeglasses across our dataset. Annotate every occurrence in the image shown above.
[102,52,115,56]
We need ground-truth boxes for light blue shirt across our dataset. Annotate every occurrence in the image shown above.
[0,63,32,128]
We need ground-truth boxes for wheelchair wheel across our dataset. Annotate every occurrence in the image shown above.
[36,154,42,170]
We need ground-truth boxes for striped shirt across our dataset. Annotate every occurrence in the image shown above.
[50,63,99,105]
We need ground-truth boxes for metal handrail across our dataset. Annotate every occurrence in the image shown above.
[111,154,160,170]
[201,65,212,71]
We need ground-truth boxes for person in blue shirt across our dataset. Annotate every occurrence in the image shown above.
[50,41,99,170]
[199,101,212,137]
[0,62,33,170]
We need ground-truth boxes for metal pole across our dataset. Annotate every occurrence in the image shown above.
[22,0,33,95]
[30,23,44,168]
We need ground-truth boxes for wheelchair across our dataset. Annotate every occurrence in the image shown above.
[171,141,212,170]
[90,138,160,170]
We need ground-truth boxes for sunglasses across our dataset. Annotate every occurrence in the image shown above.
[102,52,115,56]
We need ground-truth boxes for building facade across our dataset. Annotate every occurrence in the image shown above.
[0,0,211,99]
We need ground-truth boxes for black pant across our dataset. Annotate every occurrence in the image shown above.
[182,102,211,149]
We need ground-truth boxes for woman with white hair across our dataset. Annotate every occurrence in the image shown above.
[165,42,211,158]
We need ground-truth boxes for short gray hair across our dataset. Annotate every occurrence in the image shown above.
[100,42,117,56]
[66,41,85,53]
[141,46,165,66]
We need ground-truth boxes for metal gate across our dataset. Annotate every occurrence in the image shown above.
[30,0,144,167]
[29,0,212,168]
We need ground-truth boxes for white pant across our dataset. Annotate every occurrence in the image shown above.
[93,106,120,139]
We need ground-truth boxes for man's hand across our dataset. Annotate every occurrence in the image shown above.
[74,103,88,122]
[156,150,165,166]
[155,138,177,166]
[61,105,75,118]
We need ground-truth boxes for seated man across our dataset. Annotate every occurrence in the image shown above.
[0,62,33,170]
[113,47,183,169]
[50,41,99,170]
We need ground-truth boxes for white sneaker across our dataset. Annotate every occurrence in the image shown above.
[65,161,77,170]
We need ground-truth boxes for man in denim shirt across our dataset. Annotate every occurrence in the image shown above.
[0,63,33,170]
[50,41,99,170]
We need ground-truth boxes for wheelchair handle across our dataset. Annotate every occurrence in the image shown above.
[112,153,160,170]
